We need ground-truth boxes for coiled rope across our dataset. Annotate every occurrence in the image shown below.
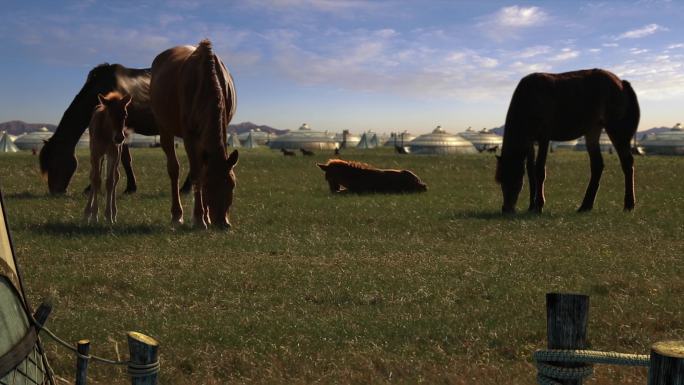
[534,349,649,385]
[36,323,160,377]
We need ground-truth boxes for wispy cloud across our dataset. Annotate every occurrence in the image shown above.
[478,5,549,41]
[550,48,580,61]
[615,23,667,40]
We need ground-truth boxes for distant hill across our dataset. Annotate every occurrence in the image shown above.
[0,121,56,135]
[489,125,505,136]
[1,120,286,136]
[227,122,288,135]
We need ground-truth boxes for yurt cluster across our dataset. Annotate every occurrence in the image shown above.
[222,122,684,156]
[2,122,684,155]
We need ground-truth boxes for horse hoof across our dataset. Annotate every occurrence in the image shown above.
[171,218,183,228]
[577,206,592,213]
[501,206,516,215]
[193,218,208,230]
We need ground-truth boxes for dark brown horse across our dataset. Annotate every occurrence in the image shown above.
[317,159,427,193]
[300,148,314,156]
[281,148,296,156]
[151,40,238,229]
[39,63,192,195]
[496,69,640,213]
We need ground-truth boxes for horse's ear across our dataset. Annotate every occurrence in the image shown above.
[226,149,239,168]
[317,163,328,171]
[121,94,132,107]
[97,93,106,105]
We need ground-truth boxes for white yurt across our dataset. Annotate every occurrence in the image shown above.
[126,132,160,148]
[575,130,614,153]
[227,132,241,148]
[238,129,272,146]
[458,127,502,152]
[356,132,379,149]
[409,125,477,155]
[639,123,684,155]
[551,139,579,150]
[0,132,19,153]
[242,132,260,148]
[13,127,52,151]
[334,130,361,148]
[384,131,415,147]
[268,123,337,150]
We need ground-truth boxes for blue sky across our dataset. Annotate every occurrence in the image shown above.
[0,0,682,134]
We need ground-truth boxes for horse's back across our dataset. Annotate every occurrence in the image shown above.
[507,69,628,141]
[150,45,197,137]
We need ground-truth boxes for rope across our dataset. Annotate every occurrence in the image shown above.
[534,349,650,385]
[36,324,160,377]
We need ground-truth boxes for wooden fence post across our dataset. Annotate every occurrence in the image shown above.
[546,292,590,385]
[75,340,90,385]
[648,340,684,385]
[127,332,159,385]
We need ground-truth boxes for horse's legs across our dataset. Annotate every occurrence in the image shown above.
[327,179,341,193]
[161,135,183,225]
[183,139,207,229]
[180,173,193,195]
[578,131,604,212]
[84,154,103,223]
[533,140,550,213]
[526,143,536,211]
[610,138,636,211]
[104,147,121,223]
[121,144,137,194]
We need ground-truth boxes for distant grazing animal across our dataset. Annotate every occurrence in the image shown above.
[334,148,340,156]
[39,63,192,195]
[83,92,132,224]
[151,39,238,229]
[300,148,314,156]
[486,145,499,153]
[496,69,640,214]
[317,159,427,193]
[395,145,409,154]
[281,148,296,156]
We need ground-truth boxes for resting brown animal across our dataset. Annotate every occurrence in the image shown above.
[316,159,427,193]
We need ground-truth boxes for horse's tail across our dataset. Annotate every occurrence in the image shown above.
[620,80,640,134]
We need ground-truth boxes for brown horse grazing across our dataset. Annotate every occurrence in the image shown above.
[151,40,238,229]
[496,69,640,214]
[281,148,296,156]
[83,92,132,223]
[317,159,427,193]
[300,148,314,156]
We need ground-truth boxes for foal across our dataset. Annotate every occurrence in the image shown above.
[84,92,132,223]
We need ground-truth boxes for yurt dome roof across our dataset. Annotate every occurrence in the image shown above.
[409,125,477,154]
[268,123,337,150]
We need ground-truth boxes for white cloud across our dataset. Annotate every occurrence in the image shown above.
[550,48,580,61]
[513,45,551,59]
[615,24,667,40]
[494,5,548,27]
[478,6,549,41]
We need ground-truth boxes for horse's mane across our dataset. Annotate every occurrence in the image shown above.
[324,159,375,170]
[194,39,226,152]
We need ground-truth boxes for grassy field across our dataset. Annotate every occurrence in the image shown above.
[1,148,682,384]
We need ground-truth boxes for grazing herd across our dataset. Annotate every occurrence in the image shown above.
[39,39,641,229]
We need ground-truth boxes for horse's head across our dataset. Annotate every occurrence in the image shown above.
[40,139,77,195]
[205,149,239,229]
[400,170,428,192]
[97,93,131,145]
[495,154,525,214]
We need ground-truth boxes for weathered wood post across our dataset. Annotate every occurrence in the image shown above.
[648,340,684,385]
[75,340,90,385]
[127,332,159,385]
[546,292,590,385]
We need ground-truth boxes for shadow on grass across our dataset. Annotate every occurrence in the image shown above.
[4,191,48,200]
[448,209,546,220]
[35,221,166,236]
